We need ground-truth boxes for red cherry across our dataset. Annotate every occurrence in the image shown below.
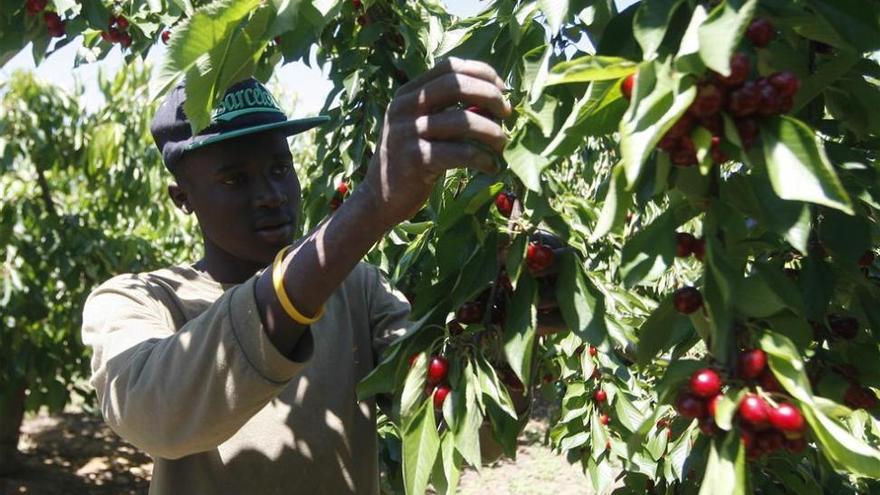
[769,71,800,98]
[101,30,114,43]
[665,114,694,139]
[736,118,759,149]
[161,30,171,44]
[692,238,706,262]
[448,321,464,336]
[738,394,770,426]
[699,115,723,135]
[25,0,47,15]
[675,232,696,258]
[758,369,782,393]
[667,428,673,440]
[689,83,725,118]
[784,436,807,453]
[690,369,722,398]
[114,14,130,30]
[119,32,132,48]
[588,346,598,357]
[673,287,703,315]
[699,418,718,436]
[329,198,342,211]
[675,392,707,419]
[737,349,767,379]
[845,385,878,410]
[542,373,555,384]
[501,369,525,393]
[433,385,451,409]
[356,15,368,26]
[656,418,669,429]
[337,182,349,196]
[746,18,775,48]
[715,53,750,87]
[526,242,555,273]
[671,149,698,167]
[707,394,722,417]
[455,302,483,324]
[828,315,859,340]
[495,192,514,218]
[594,389,607,403]
[353,0,363,8]
[757,429,784,453]
[620,73,635,100]
[599,413,610,425]
[756,80,782,116]
[274,36,282,45]
[427,356,449,385]
[859,251,875,268]
[768,403,805,433]
[657,135,679,152]
[408,352,419,368]
[727,81,760,117]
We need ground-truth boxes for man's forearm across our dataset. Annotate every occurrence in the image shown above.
[254,186,391,357]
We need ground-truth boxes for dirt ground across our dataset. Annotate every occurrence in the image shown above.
[1,402,589,495]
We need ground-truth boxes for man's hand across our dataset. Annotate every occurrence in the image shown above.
[360,57,513,228]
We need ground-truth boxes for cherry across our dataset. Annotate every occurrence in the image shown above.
[502,369,525,393]
[665,114,694,139]
[716,53,750,87]
[408,352,419,368]
[671,148,698,167]
[707,394,722,417]
[495,192,515,218]
[427,356,449,385]
[329,198,342,211]
[118,32,132,48]
[656,418,669,429]
[844,385,878,410]
[690,369,722,398]
[599,413,610,426]
[746,18,775,48]
[675,232,696,258]
[526,242,555,273]
[657,135,679,152]
[594,389,607,403]
[784,436,807,453]
[768,403,804,433]
[699,115,723,135]
[43,12,65,37]
[353,0,363,8]
[690,83,725,118]
[465,105,495,120]
[673,287,703,315]
[588,346,598,357]
[692,238,706,262]
[542,373,555,384]
[769,71,800,98]
[737,349,767,379]
[114,14,130,30]
[727,81,760,117]
[356,15,368,26]
[675,392,707,419]
[161,30,171,44]
[336,182,349,196]
[756,80,782,116]
[859,251,875,268]
[736,118,759,149]
[433,385,451,409]
[738,393,770,426]
[620,73,635,100]
[455,302,483,324]
[447,321,464,336]
[25,0,47,15]
[827,315,858,340]
[757,429,784,453]
[699,418,718,436]
[758,369,782,393]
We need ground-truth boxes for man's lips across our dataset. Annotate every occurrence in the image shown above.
[254,219,292,231]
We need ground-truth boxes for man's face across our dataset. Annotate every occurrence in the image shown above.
[170,130,300,266]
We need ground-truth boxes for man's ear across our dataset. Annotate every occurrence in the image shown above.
[168,182,192,214]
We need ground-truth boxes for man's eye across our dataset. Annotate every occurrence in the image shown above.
[273,163,293,175]
[222,174,243,185]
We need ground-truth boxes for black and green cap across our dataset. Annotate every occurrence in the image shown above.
[150,78,330,171]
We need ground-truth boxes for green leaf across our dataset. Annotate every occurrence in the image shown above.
[818,208,871,263]
[437,176,504,232]
[620,203,693,287]
[503,274,538,387]
[402,400,441,495]
[713,389,748,431]
[759,331,814,404]
[400,353,428,422]
[697,0,757,77]
[503,125,551,192]
[760,116,853,214]
[453,362,483,468]
[543,55,637,87]
[802,403,880,478]
[613,390,645,433]
[635,296,679,366]
[591,163,631,241]
[476,354,518,419]
[633,0,684,60]
[698,433,747,495]
[619,60,697,187]
[590,409,609,461]
[555,251,606,345]
[538,0,571,36]
[431,433,461,495]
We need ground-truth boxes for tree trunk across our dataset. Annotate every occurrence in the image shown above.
[0,385,26,476]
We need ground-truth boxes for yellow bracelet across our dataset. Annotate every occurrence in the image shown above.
[272,245,325,325]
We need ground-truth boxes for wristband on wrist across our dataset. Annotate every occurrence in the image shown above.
[272,245,325,325]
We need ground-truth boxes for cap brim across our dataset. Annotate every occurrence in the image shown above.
[185,116,331,152]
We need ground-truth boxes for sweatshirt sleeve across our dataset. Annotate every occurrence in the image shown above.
[364,264,412,362]
[81,273,313,460]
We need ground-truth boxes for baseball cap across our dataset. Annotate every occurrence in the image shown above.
[150,77,330,171]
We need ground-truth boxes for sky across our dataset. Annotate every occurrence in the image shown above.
[0,0,637,116]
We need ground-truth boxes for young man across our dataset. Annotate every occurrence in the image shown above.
[81,58,511,494]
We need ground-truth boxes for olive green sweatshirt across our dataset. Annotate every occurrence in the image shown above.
[81,261,411,495]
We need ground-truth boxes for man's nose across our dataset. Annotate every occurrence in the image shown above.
[253,174,287,208]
